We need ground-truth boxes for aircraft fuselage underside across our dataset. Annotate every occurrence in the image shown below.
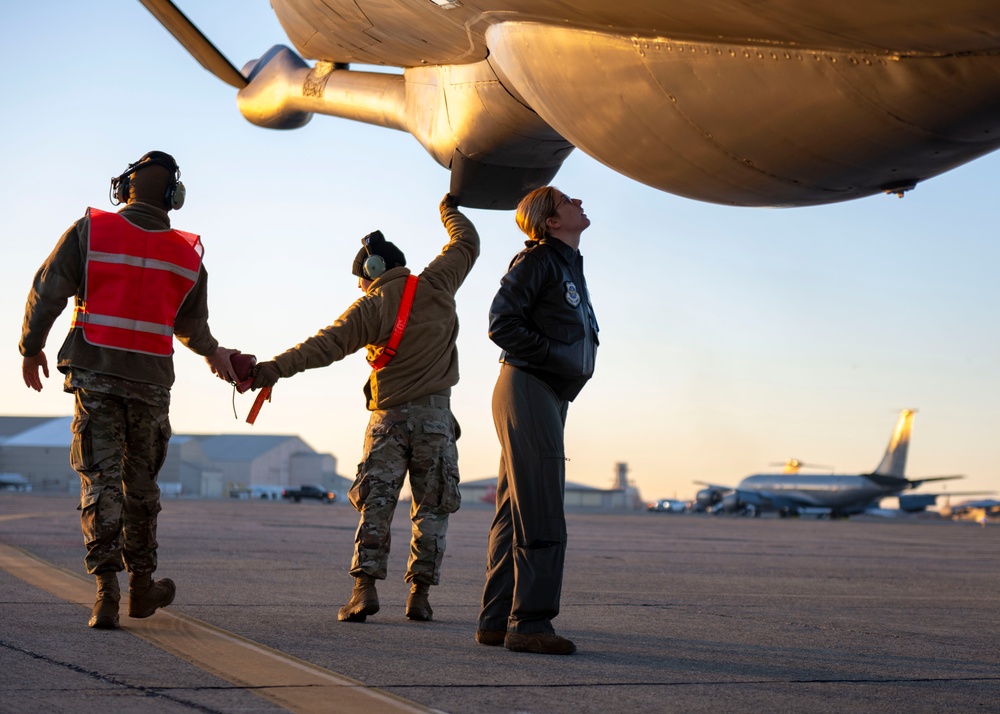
[260,0,1000,207]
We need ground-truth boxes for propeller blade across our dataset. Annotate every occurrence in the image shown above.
[138,0,248,89]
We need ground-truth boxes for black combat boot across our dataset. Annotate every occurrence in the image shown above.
[405,581,433,621]
[128,572,176,618]
[337,573,379,622]
[88,571,120,629]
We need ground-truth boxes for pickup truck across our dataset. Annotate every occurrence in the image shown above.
[281,484,336,503]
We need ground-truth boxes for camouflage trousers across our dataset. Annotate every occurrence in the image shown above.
[70,384,171,576]
[348,399,461,585]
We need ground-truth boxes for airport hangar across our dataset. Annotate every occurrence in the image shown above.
[0,416,350,500]
[0,417,646,510]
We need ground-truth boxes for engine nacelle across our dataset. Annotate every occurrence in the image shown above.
[721,492,745,514]
[695,487,723,510]
[236,45,573,208]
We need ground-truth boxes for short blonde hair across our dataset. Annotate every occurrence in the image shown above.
[515,186,561,242]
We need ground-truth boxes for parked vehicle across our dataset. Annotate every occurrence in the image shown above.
[648,499,688,513]
[230,485,284,500]
[281,484,336,503]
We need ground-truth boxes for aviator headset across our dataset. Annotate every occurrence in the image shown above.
[361,230,388,279]
[109,153,186,210]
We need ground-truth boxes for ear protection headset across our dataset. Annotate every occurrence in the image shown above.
[362,230,387,279]
[109,155,186,210]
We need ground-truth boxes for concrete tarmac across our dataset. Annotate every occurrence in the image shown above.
[1,493,998,713]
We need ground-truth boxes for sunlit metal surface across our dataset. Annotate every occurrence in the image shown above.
[236,50,573,208]
[872,408,914,477]
[141,0,1000,208]
[487,23,1000,206]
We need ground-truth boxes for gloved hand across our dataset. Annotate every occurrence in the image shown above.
[231,352,258,394]
[440,193,460,210]
[251,361,281,391]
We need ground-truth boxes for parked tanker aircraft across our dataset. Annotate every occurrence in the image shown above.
[694,410,965,518]
[138,0,1000,209]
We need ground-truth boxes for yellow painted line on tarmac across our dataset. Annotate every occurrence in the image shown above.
[0,543,428,714]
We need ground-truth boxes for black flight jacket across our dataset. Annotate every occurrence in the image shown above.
[488,237,599,401]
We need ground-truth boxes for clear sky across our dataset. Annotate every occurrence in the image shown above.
[3,2,998,504]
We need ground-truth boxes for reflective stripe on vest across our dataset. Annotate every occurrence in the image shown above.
[72,207,203,356]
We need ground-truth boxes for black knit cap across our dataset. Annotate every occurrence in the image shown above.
[352,230,406,278]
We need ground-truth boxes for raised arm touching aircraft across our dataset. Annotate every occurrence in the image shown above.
[693,409,967,518]
[138,0,1000,209]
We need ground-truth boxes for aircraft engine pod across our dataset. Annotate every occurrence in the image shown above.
[237,46,317,129]
[484,23,1000,207]
[235,46,573,208]
[695,486,723,511]
[720,492,745,515]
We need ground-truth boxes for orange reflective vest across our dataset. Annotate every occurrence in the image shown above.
[71,207,203,356]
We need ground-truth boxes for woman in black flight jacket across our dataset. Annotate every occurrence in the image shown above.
[476,186,599,656]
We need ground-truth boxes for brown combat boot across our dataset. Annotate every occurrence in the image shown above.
[405,581,433,621]
[128,573,176,618]
[475,629,506,646]
[337,574,379,622]
[88,571,120,629]
[505,631,577,655]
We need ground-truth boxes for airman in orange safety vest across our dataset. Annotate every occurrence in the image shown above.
[19,151,241,630]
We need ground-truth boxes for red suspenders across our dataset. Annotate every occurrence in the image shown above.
[248,275,419,424]
[369,275,419,370]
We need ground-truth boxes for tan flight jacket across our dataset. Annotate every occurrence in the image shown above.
[272,201,480,410]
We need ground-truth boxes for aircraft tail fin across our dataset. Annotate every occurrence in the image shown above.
[872,409,916,477]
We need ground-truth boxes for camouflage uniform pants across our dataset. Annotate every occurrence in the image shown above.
[70,386,171,576]
[348,399,461,585]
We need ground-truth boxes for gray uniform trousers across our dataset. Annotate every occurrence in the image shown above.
[479,364,569,635]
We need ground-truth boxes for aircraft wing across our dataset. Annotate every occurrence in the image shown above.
[908,475,965,487]
[136,0,1000,209]
[949,498,1000,509]
[897,490,993,512]
[692,481,734,492]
